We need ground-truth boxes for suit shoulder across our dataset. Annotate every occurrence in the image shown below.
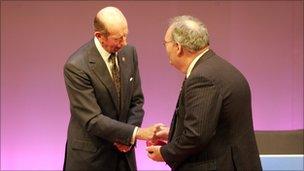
[120,44,137,55]
[64,39,95,69]
[192,50,250,88]
[119,44,138,62]
[197,51,245,78]
[122,44,136,51]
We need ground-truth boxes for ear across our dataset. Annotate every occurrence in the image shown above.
[94,31,102,38]
[176,43,183,56]
[94,31,106,43]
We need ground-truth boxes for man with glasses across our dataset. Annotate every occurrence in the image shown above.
[63,6,162,171]
[147,15,262,170]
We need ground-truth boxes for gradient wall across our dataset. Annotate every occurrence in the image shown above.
[1,1,303,170]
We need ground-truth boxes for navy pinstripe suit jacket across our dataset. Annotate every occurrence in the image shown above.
[160,50,262,171]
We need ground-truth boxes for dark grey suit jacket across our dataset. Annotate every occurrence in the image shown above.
[63,39,144,171]
[160,50,262,171]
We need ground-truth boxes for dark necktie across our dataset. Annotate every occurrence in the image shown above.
[109,53,121,107]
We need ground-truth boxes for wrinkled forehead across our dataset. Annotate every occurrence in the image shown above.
[107,22,128,37]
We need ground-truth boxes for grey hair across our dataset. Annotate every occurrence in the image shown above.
[169,15,209,52]
[94,16,109,36]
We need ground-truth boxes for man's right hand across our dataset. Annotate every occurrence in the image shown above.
[136,123,165,140]
[146,125,169,146]
[155,125,169,141]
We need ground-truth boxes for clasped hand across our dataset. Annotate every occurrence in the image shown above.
[142,124,169,162]
[114,123,164,153]
[114,123,169,162]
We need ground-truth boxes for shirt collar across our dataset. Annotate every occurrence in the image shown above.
[94,36,113,62]
[186,48,209,78]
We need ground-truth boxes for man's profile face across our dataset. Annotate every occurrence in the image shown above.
[164,26,184,72]
[164,28,176,66]
[100,26,128,53]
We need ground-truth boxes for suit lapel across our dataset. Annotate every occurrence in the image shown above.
[87,41,120,111]
[168,112,177,141]
[117,51,129,121]
[168,90,182,141]
[168,78,186,141]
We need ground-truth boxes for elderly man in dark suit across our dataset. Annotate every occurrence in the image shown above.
[63,6,162,171]
[147,15,262,171]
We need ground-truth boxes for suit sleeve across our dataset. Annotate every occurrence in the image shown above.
[160,76,222,168]
[64,62,135,146]
[126,47,145,127]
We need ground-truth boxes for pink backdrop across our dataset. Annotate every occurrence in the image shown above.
[1,1,303,170]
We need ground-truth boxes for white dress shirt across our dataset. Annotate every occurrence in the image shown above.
[94,36,137,145]
[94,37,119,78]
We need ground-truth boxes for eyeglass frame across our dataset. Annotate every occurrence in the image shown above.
[162,40,175,46]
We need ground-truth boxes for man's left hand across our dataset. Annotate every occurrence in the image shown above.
[114,143,132,153]
[146,145,164,161]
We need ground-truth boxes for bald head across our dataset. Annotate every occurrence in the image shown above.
[94,6,128,36]
[93,7,129,53]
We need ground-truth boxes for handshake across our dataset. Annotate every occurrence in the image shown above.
[135,123,169,161]
[114,123,169,162]
[136,123,169,146]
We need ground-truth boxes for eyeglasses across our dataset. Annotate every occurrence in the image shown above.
[162,40,174,46]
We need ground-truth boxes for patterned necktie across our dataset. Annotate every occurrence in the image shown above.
[109,53,121,107]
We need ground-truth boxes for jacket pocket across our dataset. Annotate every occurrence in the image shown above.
[71,139,98,153]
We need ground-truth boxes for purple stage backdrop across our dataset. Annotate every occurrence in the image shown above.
[1,1,303,170]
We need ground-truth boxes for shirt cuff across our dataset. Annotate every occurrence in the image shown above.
[131,126,138,145]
